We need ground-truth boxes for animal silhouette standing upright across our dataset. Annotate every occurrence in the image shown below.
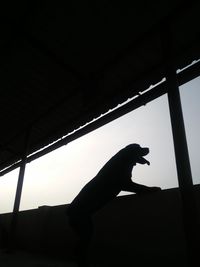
[67,144,161,266]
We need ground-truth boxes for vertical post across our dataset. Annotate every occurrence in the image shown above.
[162,24,199,266]
[167,65,199,256]
[9,130,30,250]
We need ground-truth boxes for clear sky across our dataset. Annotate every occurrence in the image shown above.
[0,76,199,214]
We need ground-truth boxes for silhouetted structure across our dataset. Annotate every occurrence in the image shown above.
[67,144,161,266]
[0,2,200,266]
[0,215,8,250]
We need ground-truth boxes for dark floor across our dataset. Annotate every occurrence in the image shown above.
[0,248,190,267]
[0,249,77,267]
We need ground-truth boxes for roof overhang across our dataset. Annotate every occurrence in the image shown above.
[0,1,200,175]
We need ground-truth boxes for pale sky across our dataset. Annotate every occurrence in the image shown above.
[0,76,199,214]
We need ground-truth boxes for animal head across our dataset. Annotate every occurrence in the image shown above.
[124,144,150,165]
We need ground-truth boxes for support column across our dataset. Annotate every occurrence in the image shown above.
[162,26,199,265]
[167,66,199,267]
[9,130,30,250]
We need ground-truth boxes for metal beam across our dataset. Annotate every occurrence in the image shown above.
[8,130,30,250]
[0,60,199,177]
[0,81,167,176]
[167,66,198,267]
[0,58,199,174]
[162,25,199,266]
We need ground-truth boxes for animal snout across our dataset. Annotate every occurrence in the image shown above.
[141,147,149,156]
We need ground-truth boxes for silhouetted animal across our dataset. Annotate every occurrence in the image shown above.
[66,144,161,266]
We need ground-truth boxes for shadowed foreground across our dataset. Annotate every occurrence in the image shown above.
[0,185,200,266]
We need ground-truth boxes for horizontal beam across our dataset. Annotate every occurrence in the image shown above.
[0,61,200,177]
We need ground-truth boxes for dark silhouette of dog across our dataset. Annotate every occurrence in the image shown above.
[66,143,161,266]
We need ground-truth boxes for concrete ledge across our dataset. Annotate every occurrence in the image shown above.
[0,185,200,266]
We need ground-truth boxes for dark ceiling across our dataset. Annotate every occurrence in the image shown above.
[0,1,200,173]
